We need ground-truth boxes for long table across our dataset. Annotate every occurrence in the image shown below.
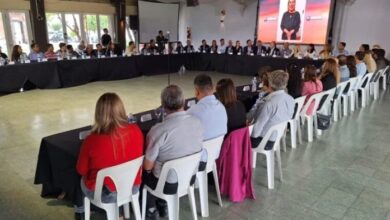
[0,54,323,93]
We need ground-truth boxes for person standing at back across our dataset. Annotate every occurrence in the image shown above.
[101,28,111,48]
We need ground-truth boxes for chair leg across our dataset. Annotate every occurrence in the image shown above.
[252,152,257,169]
[265,151,275,189]
[132,193,142,220]
[342,96,348,116]
[141,188,147,220]
[188,186,198,220]
[307,116,313,142]
[124,203,130,219]
[84,197,91,220]
[106,205,119,220]
[297,120,302,144]
[275,148,283,182]
[361,89,366,108]
[350,93,355,112]
[290,120,297,149]
[167,195,180,220]
[212,164,223,207]
[197,171,209,217]
[281,130,287,152]
[333,101,338,122]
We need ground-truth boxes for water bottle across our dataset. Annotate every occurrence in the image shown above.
[97,51,101,58]
[251,77,257,92]
[110,51,113,57]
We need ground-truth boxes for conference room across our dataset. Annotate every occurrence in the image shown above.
[0,0,390,220]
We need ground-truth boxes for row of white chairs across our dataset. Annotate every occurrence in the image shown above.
[83,66,389,220]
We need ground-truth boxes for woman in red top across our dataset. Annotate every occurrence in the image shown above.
[75,93,144,219]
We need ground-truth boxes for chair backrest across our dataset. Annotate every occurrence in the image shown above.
[343,78,356,94]
[317,88,336,113]
[156,152,202,196]
[300,92,325,117]
[334,81,349,100]
[359,72,374,89]
[379,65,390,78]
[203,136,225,172]
[253,121,288,152]
[292,96,307,120]
[94,156,144,206]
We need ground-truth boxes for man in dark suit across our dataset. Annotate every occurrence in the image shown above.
[184,39,194,53]
[225,40,234,54]
[199,39,210,53]
[254,40,267,55]
[267,41,280,57]
[243,39,255,55]
[156,30,168,54]
[101,28,111,47]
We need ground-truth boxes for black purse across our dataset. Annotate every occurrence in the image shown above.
[317,113,331,130]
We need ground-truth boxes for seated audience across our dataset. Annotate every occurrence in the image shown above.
[333,42,349,56]
[346,55,357,78]
[199,39,210,53]
[210,40,218,53]
[184,39,195,53]
[255,40,267,55]
[319,43,332,59]
[44,44,57,60]
[216,78,247,133]
[234,40,243,55]
[175,41,184,54]
[95,43,104,56]
[372,48,389,70]
[267,41,280,57]
[301,65,323,115]
[243,39,254,55]
[292,44,303,58]
[286,63,303,98]
[304,44,317,59]
[76,93,144,220]
[319,58,340,90]
[338,55,350,82]
[105,42,122,57]
[355,51,367,77]
[225,40,234,54]
[66,45,80,58]
[187,74,228,141]
[280,42,292,57]
[143,85,203,218]
[248,70,294,150]
[11,45,26,62]
[0,46,8,60]
[141,43,151,55]
[125,41,137,56]
[84,44,97,58]
[219,38,226,54]
[28,43,44,61]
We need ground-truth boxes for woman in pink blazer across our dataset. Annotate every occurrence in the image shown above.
[302,65,323,115]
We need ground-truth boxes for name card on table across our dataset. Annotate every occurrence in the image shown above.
[243,86,250,91]
[140,113,153,122]
[8,61,15,65]
[42,58,48,62]
[72,56,77,60]
[238,53,242,56]
[86,56,91,59]
[25,60,31,63]
[187,100,196,108]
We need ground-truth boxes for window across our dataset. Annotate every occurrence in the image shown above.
[64,14,81,49]
[0,12,8,55]
[125,16,136,45]
[8,12,31,54]
[46,13,64,50]
[84,14,98,45]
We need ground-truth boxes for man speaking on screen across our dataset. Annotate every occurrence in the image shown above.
[280,0,301,40]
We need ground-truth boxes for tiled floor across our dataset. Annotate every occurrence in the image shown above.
[0,71,390,220]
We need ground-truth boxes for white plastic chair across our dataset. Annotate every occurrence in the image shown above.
[316,88,336,136]
[358,73,374,108]
[282,96,306,150]
[300,92,325,142]
[141,152,202,220]
[332,81,349,122]
[251,121,288,189]
[370,69,383,100]
[84,156,144,220]
[379,65,389,90]
[350,75,363,112]
[340,79,355,116]
[196,136,224,217]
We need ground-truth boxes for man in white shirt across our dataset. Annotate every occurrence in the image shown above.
[219,38,226,54]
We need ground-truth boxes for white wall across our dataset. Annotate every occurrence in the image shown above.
[330,0,390,58]
[179,0,258,48]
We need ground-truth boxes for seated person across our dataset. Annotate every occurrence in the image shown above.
[210,40,218,53]
[28,43,44,61]
[56,42,67,59]
[149,39,158,54]
[286,63,303,98]
[77,40,86,53]
[302,65,323,115]
[355,51,367,77]
[84,44,97,58]
[234,40,243,55]
[292,44,303,58]
[199,39,210,53]
[11,45,26,63]
[44,44,57,60]
[280,42,292,57]
[225,40,234,54]
[143,85,203,218]
[319,44,332,59]
[105,42,122,57]
[346,55,357,78]
[76,93,144,220]
[187,74,228,142]
[319,58,340,90]
[125,41,137,56]
[243,39,254,55]
[255,40,267,55]
[219,38,226,54]
[175,41,184,54]
[248,70,294,150]
[216,78,247,133]
[183,39,195,53]
[372,48,389,71]
[333,42,349,56]
[304,44,317,59]
[267,41,280,57]
[338,55,350,82]
[141,43,151,55]
[95,43,104,56]
[66,45,80,58]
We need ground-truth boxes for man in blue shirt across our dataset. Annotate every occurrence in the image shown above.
[28,43,44,61]
[333,42,349,57]
[355,51,367,77]
[338,55,350,82]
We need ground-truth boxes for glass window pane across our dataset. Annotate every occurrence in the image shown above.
[64,14,81,49]
[99,15,113,42]
[125,16,135,45]
[8,12,30,54]
[46,13,64,51]
[0,13,8,55]
[84,14,98,45]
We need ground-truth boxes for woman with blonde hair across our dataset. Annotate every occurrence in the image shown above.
[319,43,332,59]
[75,93,144,219]
[319,58,340,91]
[363,52,377,73]
[292,44,303,58]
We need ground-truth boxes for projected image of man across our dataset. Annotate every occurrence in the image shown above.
[280,0,301,40]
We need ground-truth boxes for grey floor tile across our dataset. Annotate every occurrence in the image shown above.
[312,200,349,219]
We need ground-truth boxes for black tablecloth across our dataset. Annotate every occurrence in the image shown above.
[0,54,323,93]
[34,88,258,206]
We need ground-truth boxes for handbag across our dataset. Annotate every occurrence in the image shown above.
[317,113,331,130]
